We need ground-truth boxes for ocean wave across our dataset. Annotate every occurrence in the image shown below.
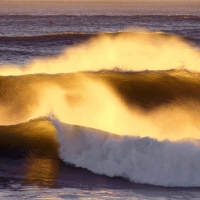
[2,114,200,187]
[0,31,199,76]
[0,30,157,39]
[0,118,58,157]
[0,71,200,187]
[0,32,95,39]
[0,31,200,187]
[1,14,200,17]
[0,70,200,123]
[0,30,195,41]
[52,118,200,187]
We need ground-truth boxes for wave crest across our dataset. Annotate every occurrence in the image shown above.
[52,118,200,187]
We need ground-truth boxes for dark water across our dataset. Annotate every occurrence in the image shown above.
[1,1,200,199]
[0,15,200,66]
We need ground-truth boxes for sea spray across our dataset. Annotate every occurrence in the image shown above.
[0,31,199,76]
[0,31,200,187]
[1,73,200,141]
[51,117,200,187]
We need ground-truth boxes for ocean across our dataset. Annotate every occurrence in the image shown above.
[0,1,200,199]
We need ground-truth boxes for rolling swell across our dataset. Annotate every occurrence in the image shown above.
[88,69,200,109]
[0,32,93,42]
[1,31,199,67]
[0,70,200,126]
[1,30,200,187]
[0,70,200,187]
[0,118,58,157]
[0,70,200,120]
[0,32,94,65]
[0,32,199,46]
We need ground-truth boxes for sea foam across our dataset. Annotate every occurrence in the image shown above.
[52,118,200,187]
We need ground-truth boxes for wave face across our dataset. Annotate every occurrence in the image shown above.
[1,70,200,187]
[0,118,58,157]
[1,31,200,187]
[53,119,200,187]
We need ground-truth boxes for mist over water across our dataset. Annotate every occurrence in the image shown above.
[1,1,200,198]
[1,14,199,67]
[1,31,200,75]
[1,30,200,188]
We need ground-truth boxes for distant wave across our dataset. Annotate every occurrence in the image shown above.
[0,31,199,49]
[1,14,200,17]
[0,32,95,39]
[0,30,144,39]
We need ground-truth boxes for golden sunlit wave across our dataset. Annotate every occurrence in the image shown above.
[0,31,199,141]
[1,31,200,187]
[0,31,199,75]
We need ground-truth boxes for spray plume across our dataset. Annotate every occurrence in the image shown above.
[1,31,200,187]
[0,31,200,142]
[0,31,199,76]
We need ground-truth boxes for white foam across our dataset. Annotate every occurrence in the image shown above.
[52,118,200,187]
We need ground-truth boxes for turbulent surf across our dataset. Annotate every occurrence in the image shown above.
[0,31,200,187]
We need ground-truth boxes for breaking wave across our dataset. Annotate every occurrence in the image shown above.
[1,31,200,187]
[53,118,200,187]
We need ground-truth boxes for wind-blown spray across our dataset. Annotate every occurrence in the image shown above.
[1,31,200,187]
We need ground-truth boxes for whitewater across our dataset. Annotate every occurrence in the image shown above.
[1,2,200,198]
[0,31,200,188]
